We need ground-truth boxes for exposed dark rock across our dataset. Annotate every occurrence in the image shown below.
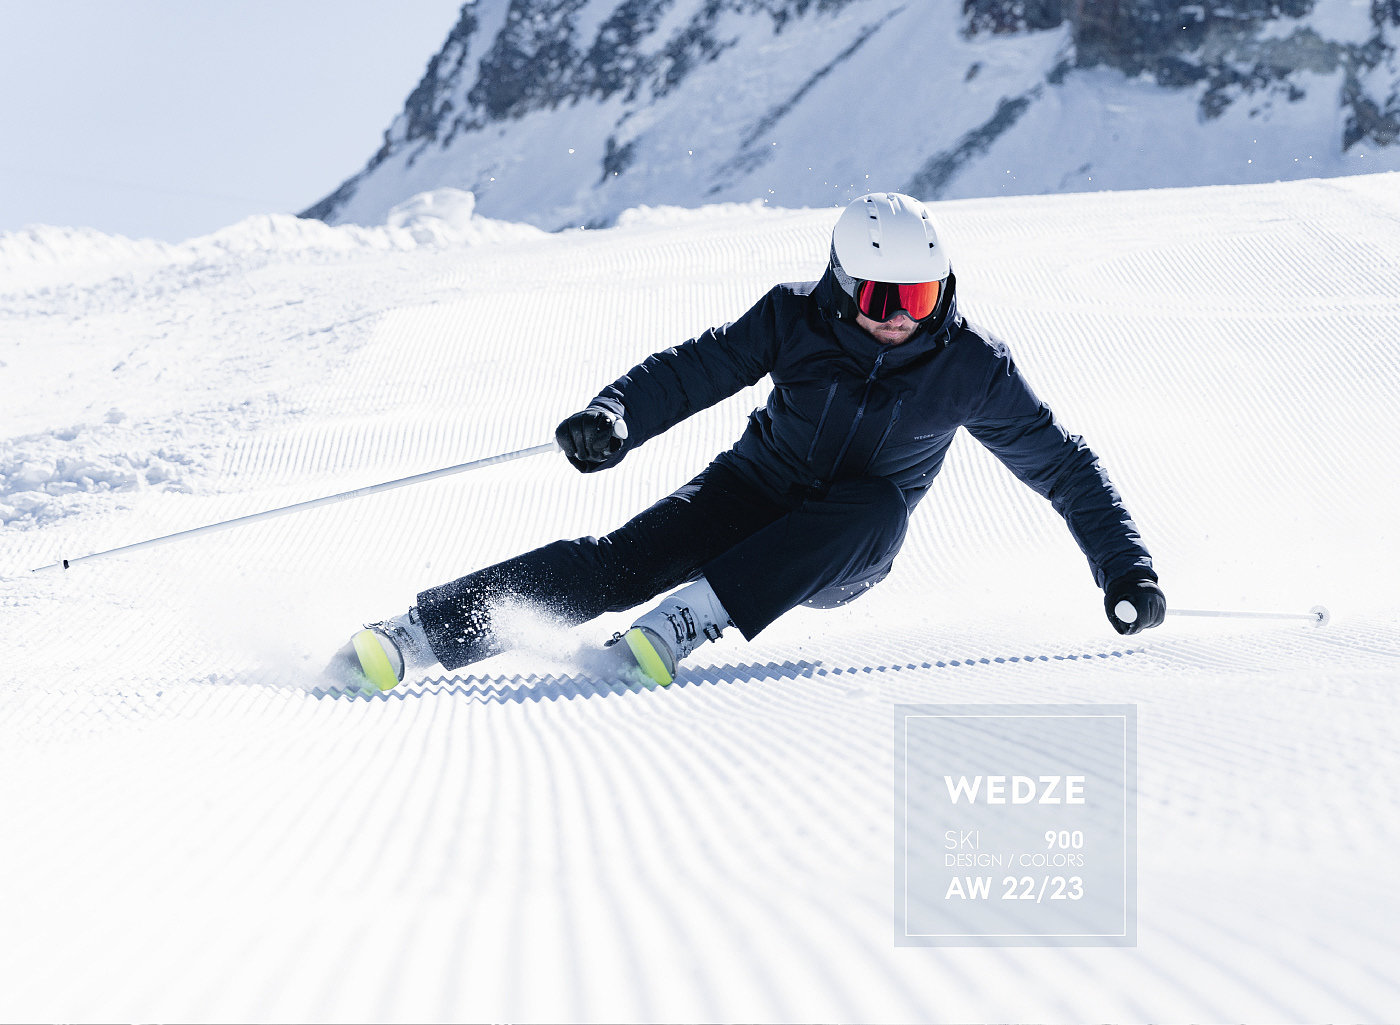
[582,0,676,100]
[654,2,739,96]
[468,0,591,119]
[299,176,360,223]
[1344,76,1400,147]
[600,134,638,181]
[963,0,1065,36]
[401,5,481,142]
[903,89,1040,196]
[736,8,895,151]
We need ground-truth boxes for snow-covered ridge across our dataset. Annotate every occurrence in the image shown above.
[0,190,810,300]
[0,189,545,292]
[0,192,792,278]
[0,225,178,274]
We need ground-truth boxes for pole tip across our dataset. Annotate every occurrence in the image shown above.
[1310,605,1330,627]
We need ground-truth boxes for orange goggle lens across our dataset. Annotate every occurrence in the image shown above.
[855,278,941,322]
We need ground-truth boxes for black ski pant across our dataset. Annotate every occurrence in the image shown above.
[416,462,909,671]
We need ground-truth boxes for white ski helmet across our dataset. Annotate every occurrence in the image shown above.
[830,193,951,319]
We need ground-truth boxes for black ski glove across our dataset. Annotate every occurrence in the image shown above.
[1104,576,1166,635]
[555,407,627,472]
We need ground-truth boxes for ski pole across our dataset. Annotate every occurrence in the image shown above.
[1115,601,1330,627]
[30,441,559,574]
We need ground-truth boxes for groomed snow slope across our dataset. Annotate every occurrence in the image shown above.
[2,176,1399,1022]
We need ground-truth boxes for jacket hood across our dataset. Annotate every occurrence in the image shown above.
[812,265,962,365]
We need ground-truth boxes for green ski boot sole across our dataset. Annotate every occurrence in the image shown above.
[622,627,673,686]
[351,628,402,691]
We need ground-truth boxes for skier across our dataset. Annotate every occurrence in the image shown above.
[326,192,1165,691]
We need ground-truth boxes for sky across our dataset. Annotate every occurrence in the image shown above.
[0,0,464,242]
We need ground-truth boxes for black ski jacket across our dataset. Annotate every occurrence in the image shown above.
[586,269,1154,589]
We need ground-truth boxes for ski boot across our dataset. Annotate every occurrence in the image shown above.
[608,579,732,686]
[321,607,435,692]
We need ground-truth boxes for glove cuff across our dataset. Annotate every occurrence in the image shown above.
[1105,572,1160,595]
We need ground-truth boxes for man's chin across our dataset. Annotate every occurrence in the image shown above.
[855,311,917,345]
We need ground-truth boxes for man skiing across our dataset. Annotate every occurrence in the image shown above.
[327,192,1165,691]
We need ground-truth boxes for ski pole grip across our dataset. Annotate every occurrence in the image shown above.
[1114,600,1138,624]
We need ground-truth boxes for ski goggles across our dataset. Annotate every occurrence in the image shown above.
[854,278,942,322]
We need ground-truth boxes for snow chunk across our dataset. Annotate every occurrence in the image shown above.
[0,422,201,528]
[384,188,547,246]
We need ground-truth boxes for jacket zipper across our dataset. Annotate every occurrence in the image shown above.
[862,396,903,474]
[805,378,840,463]
[830,351,886,475]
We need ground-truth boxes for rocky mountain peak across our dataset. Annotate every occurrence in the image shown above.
[303,0,1400,229]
